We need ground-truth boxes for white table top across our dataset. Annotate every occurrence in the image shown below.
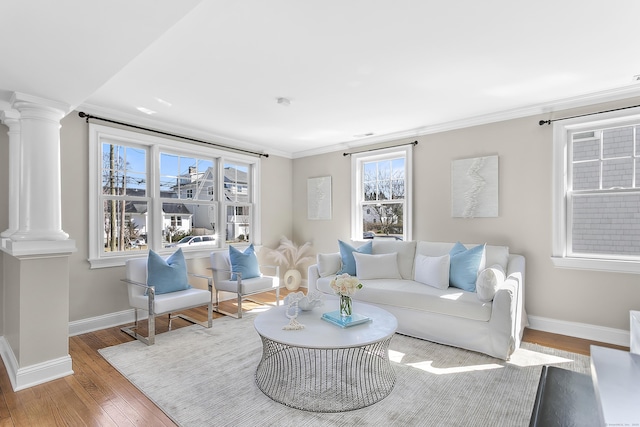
[254,299,397,349]
[590,345,640,426]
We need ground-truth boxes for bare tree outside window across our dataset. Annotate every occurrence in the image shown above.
[362,158,405,238]
[102,143,146,252]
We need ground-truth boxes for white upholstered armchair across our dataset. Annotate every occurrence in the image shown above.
[210,249,280,318]
[122,253,213,345]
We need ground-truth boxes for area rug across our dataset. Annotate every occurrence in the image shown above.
[99,314,590,427]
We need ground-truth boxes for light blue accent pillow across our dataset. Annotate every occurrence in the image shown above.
[337,240,373,276]
[147,248,191,295]
[229,244,261,281]
[449,242,486,292]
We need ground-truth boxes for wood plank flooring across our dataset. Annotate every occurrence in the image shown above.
[0,290,629,426]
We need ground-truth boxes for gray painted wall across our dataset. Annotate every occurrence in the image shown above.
[292,100,640,332]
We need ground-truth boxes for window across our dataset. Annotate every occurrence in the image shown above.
[552,107,640,273]
[351,146,412,241]
[224,162,252,243]
[89,124,261,268]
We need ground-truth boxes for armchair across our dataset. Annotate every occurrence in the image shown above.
[210,251,280,318]
[121,256,213,345]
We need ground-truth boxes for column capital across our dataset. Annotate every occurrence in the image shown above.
[10,92,70,121]
[1,109,20,124]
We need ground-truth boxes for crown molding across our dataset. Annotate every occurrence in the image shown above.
[292,84,640,159]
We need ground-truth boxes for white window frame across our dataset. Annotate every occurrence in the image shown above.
[551,106,640,274]
[88,124,261,268]
[351,145,412,241]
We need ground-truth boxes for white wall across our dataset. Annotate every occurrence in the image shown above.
[292,99,640,336]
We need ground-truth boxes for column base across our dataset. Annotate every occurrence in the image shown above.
[10,229,69,241]
[2,239,76,257]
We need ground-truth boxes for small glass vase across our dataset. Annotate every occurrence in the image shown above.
[339,294,353,317]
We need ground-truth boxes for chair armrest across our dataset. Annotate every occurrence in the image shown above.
[259,264,280,277]
[188,272,213,291]
[121,278,155,313]
[121,278,152,291]
[209,265,280,279]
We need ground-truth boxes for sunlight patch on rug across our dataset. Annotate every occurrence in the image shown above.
[406,360,504,374]
[507,347,575,368]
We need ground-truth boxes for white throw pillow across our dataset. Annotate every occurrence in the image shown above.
[413,254,450,290]
[476,264,505,302]
[317,252,341,277]
[352,252,402,280]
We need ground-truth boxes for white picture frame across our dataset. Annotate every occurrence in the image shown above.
[451,155,499,218]
[307,176,332,220]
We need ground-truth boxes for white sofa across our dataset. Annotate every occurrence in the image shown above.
[308,240,527,360]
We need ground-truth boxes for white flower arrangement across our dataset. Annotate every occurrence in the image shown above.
[329,273,363,296]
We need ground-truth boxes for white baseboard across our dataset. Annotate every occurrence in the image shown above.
[528,315,630,347]
[0,337,73,391]
[69,309,140,336]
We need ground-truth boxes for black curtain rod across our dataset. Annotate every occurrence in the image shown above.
[78,112,269,158]
[343,140,418,156]
[538,104,640,126]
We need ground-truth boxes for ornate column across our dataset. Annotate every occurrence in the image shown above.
[0,110,20,238]
[0,93,76,391]
[10,92,69,241]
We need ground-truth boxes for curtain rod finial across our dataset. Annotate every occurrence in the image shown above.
[539,119,551,126]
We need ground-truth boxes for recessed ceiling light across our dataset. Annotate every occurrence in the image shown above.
[277,97,291,106]
[154,97,172,107]
[136,106,156,115]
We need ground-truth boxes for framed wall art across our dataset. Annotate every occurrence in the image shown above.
[451,155,499,218]
[307,176,332,220]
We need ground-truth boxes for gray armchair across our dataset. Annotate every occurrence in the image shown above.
[121,256,213,345]
[209,251,280,318]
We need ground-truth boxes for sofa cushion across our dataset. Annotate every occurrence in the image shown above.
[229,244,260,280]
[337,240,372,276]
[315,276,492,322]
[353,252,402,280]
[476,264,505,302]
[415,241,508,270]
[317,252,341,277]
[147,248,191,295]
[484,245,510,271]
[372,240,417,279]
[449,242,486,292]
[414,253,450,289]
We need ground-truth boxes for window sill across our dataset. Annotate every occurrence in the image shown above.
[551,256,640,274]
[88,247,219,269]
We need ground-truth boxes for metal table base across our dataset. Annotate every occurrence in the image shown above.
[255,335,396,412]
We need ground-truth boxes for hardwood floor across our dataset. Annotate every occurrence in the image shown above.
[0,290,629,426]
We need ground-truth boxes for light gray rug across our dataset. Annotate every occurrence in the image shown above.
[99,314,590,427]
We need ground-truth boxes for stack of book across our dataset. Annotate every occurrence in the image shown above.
[321,310,371,328]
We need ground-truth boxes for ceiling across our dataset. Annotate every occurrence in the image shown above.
[2,1,640,158]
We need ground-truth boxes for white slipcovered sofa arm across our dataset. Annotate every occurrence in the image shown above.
[308,264,321,290]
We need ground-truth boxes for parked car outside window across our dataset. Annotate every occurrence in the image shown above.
[165,235,216,248]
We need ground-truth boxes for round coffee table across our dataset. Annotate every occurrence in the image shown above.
[253,299,397,412]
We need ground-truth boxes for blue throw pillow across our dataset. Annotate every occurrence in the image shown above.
[146,248,191,295]
[229,244,261,281]
[337,240,373,276]
[449,242,486,292]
